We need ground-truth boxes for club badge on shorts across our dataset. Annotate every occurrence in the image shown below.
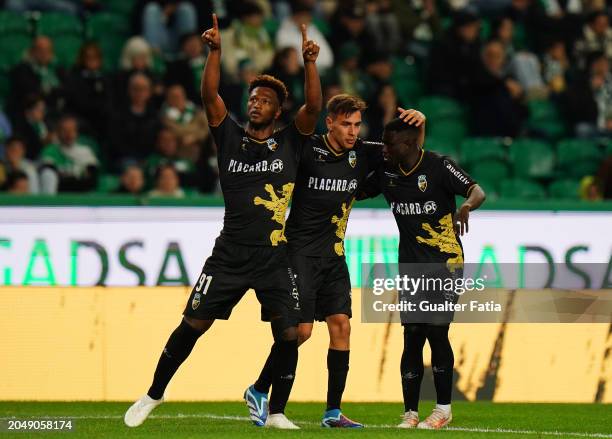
[192,292,201,310]
[348,150,357,168]
[418,174,427,192]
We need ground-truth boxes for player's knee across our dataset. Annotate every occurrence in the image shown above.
[297,325,313,345]
[183,316,214,334]
[329,318,351,340]
[280,326,298,341]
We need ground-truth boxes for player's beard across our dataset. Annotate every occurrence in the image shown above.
[248,119,274,132]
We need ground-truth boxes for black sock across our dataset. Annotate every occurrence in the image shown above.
[147,320,202,400]
[427,325,454,405]
[268,339,298,414]
[326,349,349,411]
[401,324,427,412]
[254,344,277,394]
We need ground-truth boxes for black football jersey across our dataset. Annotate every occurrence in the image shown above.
[361,150,476,265]
[286,135,383,258]
[211,114,309,246]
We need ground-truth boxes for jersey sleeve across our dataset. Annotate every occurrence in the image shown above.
[357,167,382,200]
[209,113,241,153]
[278,119,311,162]
[440,156,477,197]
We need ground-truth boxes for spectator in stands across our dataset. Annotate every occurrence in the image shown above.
[365,52,394,91]
[12,95,53,160]
[109,73,161,164]
[427,8,481,100]
[64,42,112,140]
[220,1,275,84]
[329,1,378,66]
[161,84,209,163]
[145,127,196,187]
[365,82,397,140]
[542,38,569,95]
[470,39,526,137]
[139,0,198,54]
[502,0,548,52]
[265,47,305,120]
[114,37,162,108]
[492,16,547,100]
[0,107,13,156]
[148,163,185,197]
[391,0,442,58]
[565,50,612,137]
[116,164,145,195]
[575,10,612,69]
[164,32,206,104]
[39,115,99,194]
[4,171,30,194]
[276,0,334,71]
[5,0,82,14]
[8,36,64,121]
[364,0,402,56]
[0,137,39,193]
[325,42,374,102]
[596,156,612,199]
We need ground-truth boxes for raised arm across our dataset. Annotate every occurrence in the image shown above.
[398,107,426,147]
[295,24,322,135]
[201,14,227,126]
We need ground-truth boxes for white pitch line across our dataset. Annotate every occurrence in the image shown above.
[1,413,611,438]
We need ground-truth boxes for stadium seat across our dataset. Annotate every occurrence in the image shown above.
[509,139,555,178]
[556,138,603,178]
[37,13,83,37]
[418,95,465,121]
[473,179,499,201]
[393,78,424,107]
[460,137,507,166]
[95,36,124,71]
[527,99,566,139]
[53,35,83,67]
[86,13,130,40]
[97,174,119,193]
[428,120,468,143]
[469,160,510,191]
[424,138,459,163]
[106,0,136,15]
[548,179,581,200]
[0,35,32,68]
[500,178,546,199]
[0,11,30,35]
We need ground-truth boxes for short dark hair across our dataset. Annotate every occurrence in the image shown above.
[326,94,367,117]
[248,74,289,106]
[383,118,421,146]
[5,136,26,147]
[6,171,28,190]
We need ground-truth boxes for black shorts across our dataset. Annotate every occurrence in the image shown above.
[398,263,463,325]
[183,237,300,329]
[263,254,352,323]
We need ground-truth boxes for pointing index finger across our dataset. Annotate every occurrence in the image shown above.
[301,23,308,42]
[212,13,218,30]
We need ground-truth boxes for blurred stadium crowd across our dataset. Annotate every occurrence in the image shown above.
[0,0,611,200]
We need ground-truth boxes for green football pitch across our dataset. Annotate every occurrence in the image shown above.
[1,401,610,438]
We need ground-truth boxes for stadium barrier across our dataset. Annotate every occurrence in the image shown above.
[0,286,610,403]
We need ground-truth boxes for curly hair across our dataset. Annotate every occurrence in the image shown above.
[248,74,289,106]
[326,94,367,117]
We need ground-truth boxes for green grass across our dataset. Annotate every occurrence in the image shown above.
[0,401,610,438]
